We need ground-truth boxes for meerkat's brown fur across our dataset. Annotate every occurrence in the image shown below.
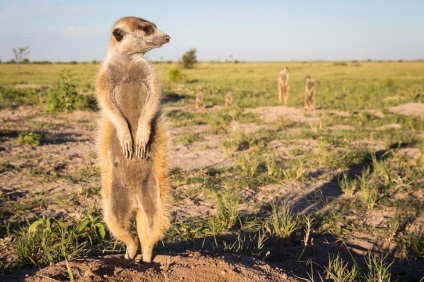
[225,91,233,109]
[278,66,290,105]
[96,16,171,263]
[304,75,315,111]
[195,91,206,111]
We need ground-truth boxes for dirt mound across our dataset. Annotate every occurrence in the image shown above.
[245,105,321,124]
[2,252,295,282]
[390,102,423,118]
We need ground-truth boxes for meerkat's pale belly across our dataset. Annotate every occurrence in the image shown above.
[108,80,154,189]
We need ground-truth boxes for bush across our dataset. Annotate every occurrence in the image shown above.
[181,49,198,69]
[168,67,187,83]
[0,86,41,109]
[18,132,42,146]
[45,69,97,112]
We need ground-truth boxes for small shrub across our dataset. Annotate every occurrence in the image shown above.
[0,86,41,109]
[168,67,187,83]
[45,69,97,112]
[181,49,197,69]
[18,132,42,146]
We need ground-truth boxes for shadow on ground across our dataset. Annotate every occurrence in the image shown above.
[0,129,88,145]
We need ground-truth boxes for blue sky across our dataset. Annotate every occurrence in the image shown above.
[0,0,423,62]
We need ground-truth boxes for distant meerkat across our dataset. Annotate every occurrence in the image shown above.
[225,91,233,109]
[195,90,206,111]
[304,75,315,111]
[278,66,290,105]
[96,16,171,263]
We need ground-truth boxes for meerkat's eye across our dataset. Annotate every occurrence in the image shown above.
[141,26,153,34]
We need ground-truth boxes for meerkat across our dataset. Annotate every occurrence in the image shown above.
[95,16,171,263]
[195,90,206,111]
[225,91,233,109]
[304,75,315,111]
[278,66,290,105]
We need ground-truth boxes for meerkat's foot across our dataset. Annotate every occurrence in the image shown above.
[118,130,133,159]
[135,124,151,159]
[141,245,153,263]
[124,243,138,260]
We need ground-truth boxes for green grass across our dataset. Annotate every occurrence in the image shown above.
[1,61,423,110]
[14,216,106,267]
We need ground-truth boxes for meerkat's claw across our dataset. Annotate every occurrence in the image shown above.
[135,143,147,159]
[122,139,133,159]
[143,144,150,159]
[118,130,133,159]
[135,125,150,159]
[136,143,149,159]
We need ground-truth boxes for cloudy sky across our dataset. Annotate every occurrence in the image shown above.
[0,0,423,62]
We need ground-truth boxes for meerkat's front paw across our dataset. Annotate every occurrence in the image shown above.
[118,130,133,159]
[135,124,151,159]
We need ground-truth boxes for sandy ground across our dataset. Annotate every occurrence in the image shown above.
[0,102,423,281]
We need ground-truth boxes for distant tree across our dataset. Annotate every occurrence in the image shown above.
[13,46,30,72]
[181,49,197,69]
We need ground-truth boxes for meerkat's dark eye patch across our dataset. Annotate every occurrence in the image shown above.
[140,25,153,34]
[112,28,125,41]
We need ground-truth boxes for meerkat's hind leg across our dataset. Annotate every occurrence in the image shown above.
[136,209,155,263]
[103,199,139,260]
[135,173,163,263]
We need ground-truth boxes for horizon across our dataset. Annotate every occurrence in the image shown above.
[1,1,423,62]
[2,59,424,64]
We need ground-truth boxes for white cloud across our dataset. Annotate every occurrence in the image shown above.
[61,26,95,38]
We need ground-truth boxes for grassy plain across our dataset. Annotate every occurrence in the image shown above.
[0,61,423,280]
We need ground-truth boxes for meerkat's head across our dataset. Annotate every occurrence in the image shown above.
[109,17,170,55]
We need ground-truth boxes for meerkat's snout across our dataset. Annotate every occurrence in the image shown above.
[158,33,170,45]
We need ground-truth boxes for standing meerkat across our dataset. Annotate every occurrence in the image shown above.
[195,90,206,111]
[278,66,290,105]
[225,91,233,109]
[304,75,315,111]
[96,16,171,263]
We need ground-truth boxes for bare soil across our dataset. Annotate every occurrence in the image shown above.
[3,252,296,282]
[1,103,423,281]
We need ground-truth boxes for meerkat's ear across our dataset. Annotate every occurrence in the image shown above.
[112,28,125,42]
